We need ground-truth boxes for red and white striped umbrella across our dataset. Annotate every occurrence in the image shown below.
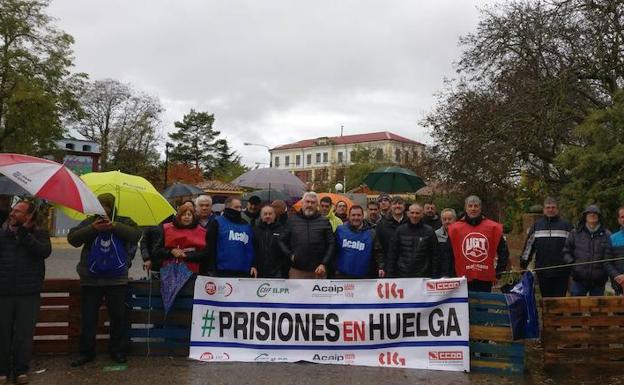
[0,153,105,215]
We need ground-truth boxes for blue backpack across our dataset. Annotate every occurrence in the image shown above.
[88,232,128,277]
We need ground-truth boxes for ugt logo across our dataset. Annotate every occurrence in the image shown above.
[461,232,489,263]
[378,352,406,366]
[377,282,404,299]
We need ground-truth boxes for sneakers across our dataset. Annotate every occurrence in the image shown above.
[16,374,29,384]
[70,355,95,367]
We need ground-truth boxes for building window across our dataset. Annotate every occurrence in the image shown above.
[337,152,343,163]
[82,145,91,152]
[395,148,401,162]
[323,152,328,163]
[376,148,384,161]
[65,143,75,150]
[316,153,321,163]
[285,155,290,166]
[295,155,301,166]
[307,154,312,165]
[274,156,280,167]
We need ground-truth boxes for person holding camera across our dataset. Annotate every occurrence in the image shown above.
[68,193,140,367]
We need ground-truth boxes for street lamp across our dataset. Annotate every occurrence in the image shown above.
[164,142,173,190]
[243,142,272,168]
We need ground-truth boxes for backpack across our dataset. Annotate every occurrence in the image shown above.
[88,232,128,277]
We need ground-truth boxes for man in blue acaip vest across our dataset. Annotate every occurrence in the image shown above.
[207,197,256,278]
[334,205,385,278]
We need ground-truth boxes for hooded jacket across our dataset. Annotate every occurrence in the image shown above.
[325,207,343,232]
[563,224,613,284]
[279,210,335,272]
[68,198,140,286]
[375,213,409,267]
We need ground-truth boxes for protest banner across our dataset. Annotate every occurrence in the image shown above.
[189,277,469,371]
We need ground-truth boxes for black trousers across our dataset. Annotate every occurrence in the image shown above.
[79,285,127,357]
[468,280,493,292]
[0,295,40,376]
[537,274,569,297]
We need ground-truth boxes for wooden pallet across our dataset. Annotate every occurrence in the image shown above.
[542,296,624,367]
[469,291,525,375]
[127,279,193,356]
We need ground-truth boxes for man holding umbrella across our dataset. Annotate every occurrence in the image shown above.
[68,193,141,366]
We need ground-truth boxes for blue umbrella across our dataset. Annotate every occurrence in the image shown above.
[160,261,193,315]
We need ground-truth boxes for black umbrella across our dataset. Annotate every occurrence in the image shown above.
[161,183,204,199]
[243,189,289,203]
[0,175,31,196]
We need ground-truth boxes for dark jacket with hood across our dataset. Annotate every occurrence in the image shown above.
[253,220,289,278]
[387,220,438,278]
[563,209,613,285]
[0,224,51,297]
[68,193,141,286]
[375,213,409,267]
[520,215,572,277]
[279,210,335,272]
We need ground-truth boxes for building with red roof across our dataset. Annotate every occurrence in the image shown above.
[269,131,425,185]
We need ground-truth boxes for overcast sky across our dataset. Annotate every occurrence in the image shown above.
[48,0,492,166]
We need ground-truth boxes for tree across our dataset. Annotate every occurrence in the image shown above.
[425,0,624,208]
[168,110,247,179]
[0,0,83,154]
[75,79,163,170]
[557,92,624,229]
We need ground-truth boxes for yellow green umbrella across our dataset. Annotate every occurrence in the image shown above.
[62,171,175,226]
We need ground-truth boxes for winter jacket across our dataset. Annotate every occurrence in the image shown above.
[375,214,409,267]
[435,226,454,277]
[563,224,613,284]
[140,225,163,268]
[206,209,255,274]
[0,226,51,297]
[520,215,572,277]
[387,221,438,278]
[422,215,442,231]
[334,223,383,277]
[607,228,624,293]
[253,221,289,278]
[68,215,140,286]
[279,210,335,272]
[241,209,260,227]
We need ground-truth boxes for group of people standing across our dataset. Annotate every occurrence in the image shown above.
[3,189,624,383]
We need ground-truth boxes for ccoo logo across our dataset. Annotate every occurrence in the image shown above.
[461,232,489,263]
[429,351,463,361]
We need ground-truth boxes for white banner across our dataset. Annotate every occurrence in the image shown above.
[189,277,469,371]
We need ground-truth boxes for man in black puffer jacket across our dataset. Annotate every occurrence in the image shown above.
[386,203,438,278]
[563,205,613,296]
[520,197,572,297]
[279,192,335,279]
[0,200,51,384]
[253,205,289,278]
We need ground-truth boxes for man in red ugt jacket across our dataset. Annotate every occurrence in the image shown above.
[448,195,509,292]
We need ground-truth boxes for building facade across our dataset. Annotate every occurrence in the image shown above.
[269,131,425,184]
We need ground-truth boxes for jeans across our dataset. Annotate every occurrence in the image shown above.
[570,280,605,296]
[0,295,40,376]
[79,285,127,357]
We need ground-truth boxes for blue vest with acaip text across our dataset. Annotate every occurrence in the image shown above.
[336,225,373,277]
[216,216,254,273]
